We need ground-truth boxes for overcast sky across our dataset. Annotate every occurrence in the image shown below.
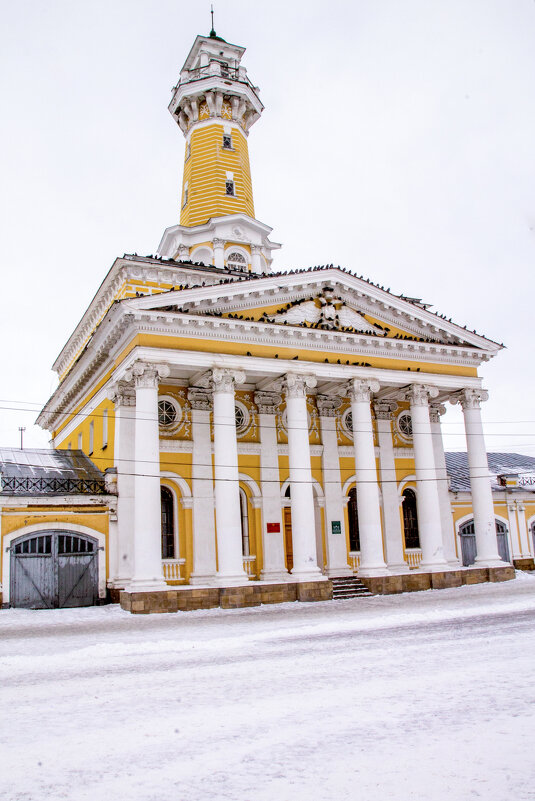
[1,0,534,456]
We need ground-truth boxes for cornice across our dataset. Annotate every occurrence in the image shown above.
[124,310,489,367]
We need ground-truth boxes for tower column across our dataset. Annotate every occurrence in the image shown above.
[430,403,458,564]
[407,385,448,570]
[453,389,503,566]
[108,383,136,587]
[349,379,388,576]
[213,238,224,269]
[284,374,323,580]
[317,395,352,577]
[188,388,217,584]
[212,368,248,584]
[374,401,408,573]
[254,392,287,581]
[125,361,170,591]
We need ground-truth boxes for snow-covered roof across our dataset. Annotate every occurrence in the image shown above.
[446,452,535,493]
[0,448,106,495]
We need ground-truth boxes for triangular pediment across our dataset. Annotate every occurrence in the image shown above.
[122,267,502,354]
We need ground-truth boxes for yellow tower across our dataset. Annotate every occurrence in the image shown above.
[158,28,280,272]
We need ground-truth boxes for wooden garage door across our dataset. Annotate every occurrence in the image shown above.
[10,531,99,609]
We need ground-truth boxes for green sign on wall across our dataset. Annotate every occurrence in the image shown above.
[331,520,342,535]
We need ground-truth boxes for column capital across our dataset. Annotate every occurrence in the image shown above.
[429,403,447,423]
[316,395,342,418]
[251,244,262,254]
[107,380,136,407]
[347,378,380,403]
[254,391,282,414]
[187,387,213,411]
[212,237,224,247]
[404,383,439,407]
[373,400,398,420]
[283,373,317,399]
[177,244,189,258]
[124,361,170,389]
[211,367,246,393]
[450,388,489,410]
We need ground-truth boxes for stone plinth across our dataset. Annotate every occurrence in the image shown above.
[513,558,535,572]
[120,579,332,614]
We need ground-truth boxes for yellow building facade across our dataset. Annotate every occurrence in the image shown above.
[4,27,532,611]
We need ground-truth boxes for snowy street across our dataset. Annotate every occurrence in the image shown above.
[2,577,535,801]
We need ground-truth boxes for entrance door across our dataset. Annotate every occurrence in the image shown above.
[10,531,99,609]
[459,519,510,566]
[284,508,293,572]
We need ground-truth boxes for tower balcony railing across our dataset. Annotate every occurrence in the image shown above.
[177,62,258,95]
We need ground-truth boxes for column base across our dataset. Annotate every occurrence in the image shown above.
[260,569,290,582]
[325,565,353,578]
[475,557,509,569]
[125,578,170,593]
[290,567,325,581]
[214,572,249,586]
[419,560,451,572]
[358,566,390,578]
[385,562,410,574]
[189,572,217,586]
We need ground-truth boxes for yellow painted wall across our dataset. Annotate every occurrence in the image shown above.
[180,123,254,226]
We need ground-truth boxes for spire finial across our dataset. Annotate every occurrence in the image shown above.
[210,4,216,38]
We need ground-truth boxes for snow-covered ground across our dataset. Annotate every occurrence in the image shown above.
[2,575,535,801]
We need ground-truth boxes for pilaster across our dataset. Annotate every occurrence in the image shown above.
[188,388,217,584]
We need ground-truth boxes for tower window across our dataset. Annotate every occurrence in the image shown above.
[185,140,191,160]
[222,133,232,149]
[227,251,247,270]
[182,183,188,208]
[225,179,235,196]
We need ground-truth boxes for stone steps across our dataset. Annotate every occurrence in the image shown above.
[331,575,374,599]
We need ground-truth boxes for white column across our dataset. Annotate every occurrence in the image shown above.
[453,389,503,566]
[188,388,217,584]
[430,403,459,565]
[284,373,323,580]
[254,392,288,581]
[516,503,529,557]
[212,368,248,584]
[317,395,352,577]
[213,237,225,269]
[251,244,262,273]
[407,384,448,570]
[374,401,408,573]
[108,383,136,587]
[125,361,169,591]
[349,378,388,576]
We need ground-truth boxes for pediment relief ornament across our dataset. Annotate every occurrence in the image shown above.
[260,288,382,335]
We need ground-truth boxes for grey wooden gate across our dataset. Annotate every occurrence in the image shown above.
[10,531,98,609]
[459,519,510,566]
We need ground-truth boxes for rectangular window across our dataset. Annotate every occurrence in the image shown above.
[185,140,191,160]
[225,179,235,196]
[77,432,83,450]
[102,409,108,449]
[68,442,72,450]
[222,133,232,149]
[182,183,188,208]
[89,421,94,455]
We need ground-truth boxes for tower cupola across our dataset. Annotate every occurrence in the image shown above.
[157,31,280,274]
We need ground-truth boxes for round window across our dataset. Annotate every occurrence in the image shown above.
[158,398,180,428]
[234,402,249,435]
[341,409,353,437]
[397,410,413,439]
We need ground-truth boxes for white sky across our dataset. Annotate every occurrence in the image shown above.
[1,0,534,454]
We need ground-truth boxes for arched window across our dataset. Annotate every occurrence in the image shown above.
[402,488,420,549]
[161,486,175,559]
[227,251,247,270]
[239,488,250,556]
[348,488,360,552]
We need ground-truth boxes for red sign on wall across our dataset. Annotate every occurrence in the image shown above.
[266,523,281,533]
